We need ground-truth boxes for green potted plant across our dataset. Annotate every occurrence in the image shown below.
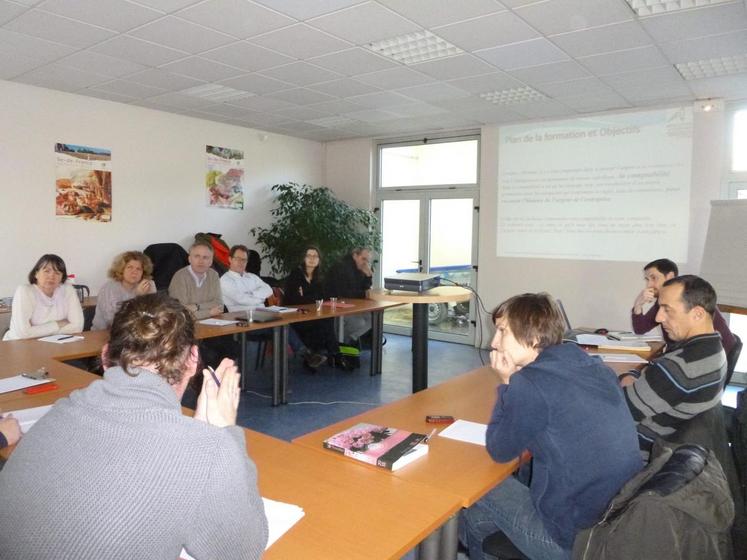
[250,183,381,278]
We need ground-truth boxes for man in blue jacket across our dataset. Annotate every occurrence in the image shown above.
[459,293,642,560]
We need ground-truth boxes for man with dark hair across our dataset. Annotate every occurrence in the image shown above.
[221,245,273,312]
[632,259,735,353]
[621,275,728,456]
[326,247,374,344]
[169,241,224,319]
[460,293,641,560]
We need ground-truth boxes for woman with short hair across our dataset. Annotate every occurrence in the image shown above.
[4,254,83,340]
[92,250,156,330]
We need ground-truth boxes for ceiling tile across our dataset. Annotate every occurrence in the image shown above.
[396,82,472,102]
[309,1,421,45]
[354,66,434,88]
[537,76,612,97]
[456,104,523,124]
[378,0,504,29]
[260,61,341,86]
[177,0,295,39]
[90,78,166,98]
[273,105,331,120]
[129,16,235,53]
[511,99,574,119]
[226,95,294,112]
[251,0,366,20]
[410,54,496,80]
[201,41,294,72]
[83,88,138,103]
[271,87,336,104]
[310,47,396,76]
[308,77,380,97]
[0,51,48,78]
[559,91,631,113]
[447,72,524,94]
[55,51,148,78]
[39,0,163,32]
[346,90,415,108]
[388,102,447,117]
[91,35,187,66]
[0,0,29,25]
[550,20,652,58]
[197,103,257,118]
[4,9,116,48]
[143,91,215,109]
[0,28,76,65]
[640,2,747,44]
[250,23,351,59]
[688,74,747,99]
[219,73,293,94]
[307,98,366,113]
[126,0,196,12]
[659,30,747,65]
[126,68,205,90]
[161,56,244,81]
[508,60,590,85]
[579,45,670,77]
[476,38,568,71]
[435,11,539,52]
[515,0,632,36]
[342,108,399,122]
[16,63,109,91]
[601,66,693,102]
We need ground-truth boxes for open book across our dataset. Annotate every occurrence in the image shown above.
[323,422,429,471]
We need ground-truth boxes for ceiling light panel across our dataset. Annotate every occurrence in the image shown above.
[365,31,463,65]
[675,54,747,79]
[479,87,546,105]
[624,0,733,17]
[180,84,251,102]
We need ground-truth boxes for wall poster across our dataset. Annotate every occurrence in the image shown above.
[206,145,244,209]
[55,143,112,222]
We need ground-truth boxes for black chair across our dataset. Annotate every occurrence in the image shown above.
[726,334,743,388]
[143,243,188,291]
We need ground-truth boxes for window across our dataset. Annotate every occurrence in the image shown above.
[379,137,478,188]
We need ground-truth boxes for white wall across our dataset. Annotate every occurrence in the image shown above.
[0,80,323,297]
[322,105,727,346]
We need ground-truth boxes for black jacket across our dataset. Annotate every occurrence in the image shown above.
[326,255,372,299]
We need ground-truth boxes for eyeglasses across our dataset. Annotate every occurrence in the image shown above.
[232,257,248,262]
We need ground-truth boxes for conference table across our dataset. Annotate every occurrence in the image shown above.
[368,287,472,393]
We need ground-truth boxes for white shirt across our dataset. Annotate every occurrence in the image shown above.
[4,283,84,340]
[220,270,273,312]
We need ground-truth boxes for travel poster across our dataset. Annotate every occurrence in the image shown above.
[55,143,112,222]
[206,145,244,210]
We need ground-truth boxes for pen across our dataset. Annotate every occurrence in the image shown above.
[424,428,437,444]
[206,366,221,388]
[607,334,621,341]
[57,335,75,341]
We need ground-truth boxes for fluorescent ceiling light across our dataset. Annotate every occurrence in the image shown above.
[624,0,732,17]
[479,87,546,105]
[180,84,251,102]
[675,54,747,80]
[365,31,463,65]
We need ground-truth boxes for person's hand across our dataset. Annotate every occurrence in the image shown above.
[358,261,373,277]
[633,288,656,314]
[56,319,70,329]
[619,374,637,387]
[209,305,224,317]
[194,358,240,428]
[490,350,520,385]
[135,279,154,295]
[0,415,22,447]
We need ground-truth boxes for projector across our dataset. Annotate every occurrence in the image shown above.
[384,273,440,293]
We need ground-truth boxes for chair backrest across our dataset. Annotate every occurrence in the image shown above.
[726,334,743,387]
[266,286,284,307]
[72,284,90,303]
[143,243,189,291]
[247,250,261,275]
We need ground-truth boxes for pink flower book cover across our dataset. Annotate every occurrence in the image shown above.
[323,423,427,470]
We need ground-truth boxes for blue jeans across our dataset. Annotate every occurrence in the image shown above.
[459,476,570,560]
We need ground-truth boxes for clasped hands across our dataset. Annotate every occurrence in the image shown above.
[194,358,240,428]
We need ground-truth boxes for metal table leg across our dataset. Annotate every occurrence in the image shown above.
[239,332,247,390]
[279,325,289,404]
[415,513,459,560]
[370,310,384,376]
[271,326,283,406]
[412,302,429,392]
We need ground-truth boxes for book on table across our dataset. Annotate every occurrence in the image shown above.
[323,422,429,471]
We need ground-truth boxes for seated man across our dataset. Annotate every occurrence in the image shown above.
[632,258,735,354]
[169,240,224,319]
[326,247,373,345]
[0,293,267,558]
[622,275,728,458]
[460,293,642,560]
[220,244,273,312]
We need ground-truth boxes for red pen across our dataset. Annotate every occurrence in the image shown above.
[24,383,59,395]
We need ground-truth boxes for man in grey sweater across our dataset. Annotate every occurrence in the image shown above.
[0,293,267,559]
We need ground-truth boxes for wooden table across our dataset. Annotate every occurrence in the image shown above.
[368,287,472,392]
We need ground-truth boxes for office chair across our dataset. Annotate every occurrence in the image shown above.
[725,334,743,388]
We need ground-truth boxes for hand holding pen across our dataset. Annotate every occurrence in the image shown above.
[194,358,240,428]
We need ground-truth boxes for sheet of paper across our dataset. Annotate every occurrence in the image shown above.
[576,334,648,348]
[5,404,53,432]
[179,498,304,559]
[265,306,298,313]
[437,419,487,446]
[37,334,84,343]
[0,375,54,395]
[197,318,239,326]
[597,353,648,364]
[607,331,662,342]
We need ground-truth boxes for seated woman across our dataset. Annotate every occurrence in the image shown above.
[459,293,642,560]
[92,251,156,330]
[0,293,268,557]
[284,246,349,372]
[4,254,84,340]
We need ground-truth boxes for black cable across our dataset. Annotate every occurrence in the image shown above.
[439,278,492,366]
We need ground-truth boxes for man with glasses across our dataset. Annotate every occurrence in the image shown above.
[221,245,273,312]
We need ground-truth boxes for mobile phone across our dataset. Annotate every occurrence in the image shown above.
[425,415,455,424]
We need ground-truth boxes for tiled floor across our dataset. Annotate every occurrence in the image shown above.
[235,333,488,441]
